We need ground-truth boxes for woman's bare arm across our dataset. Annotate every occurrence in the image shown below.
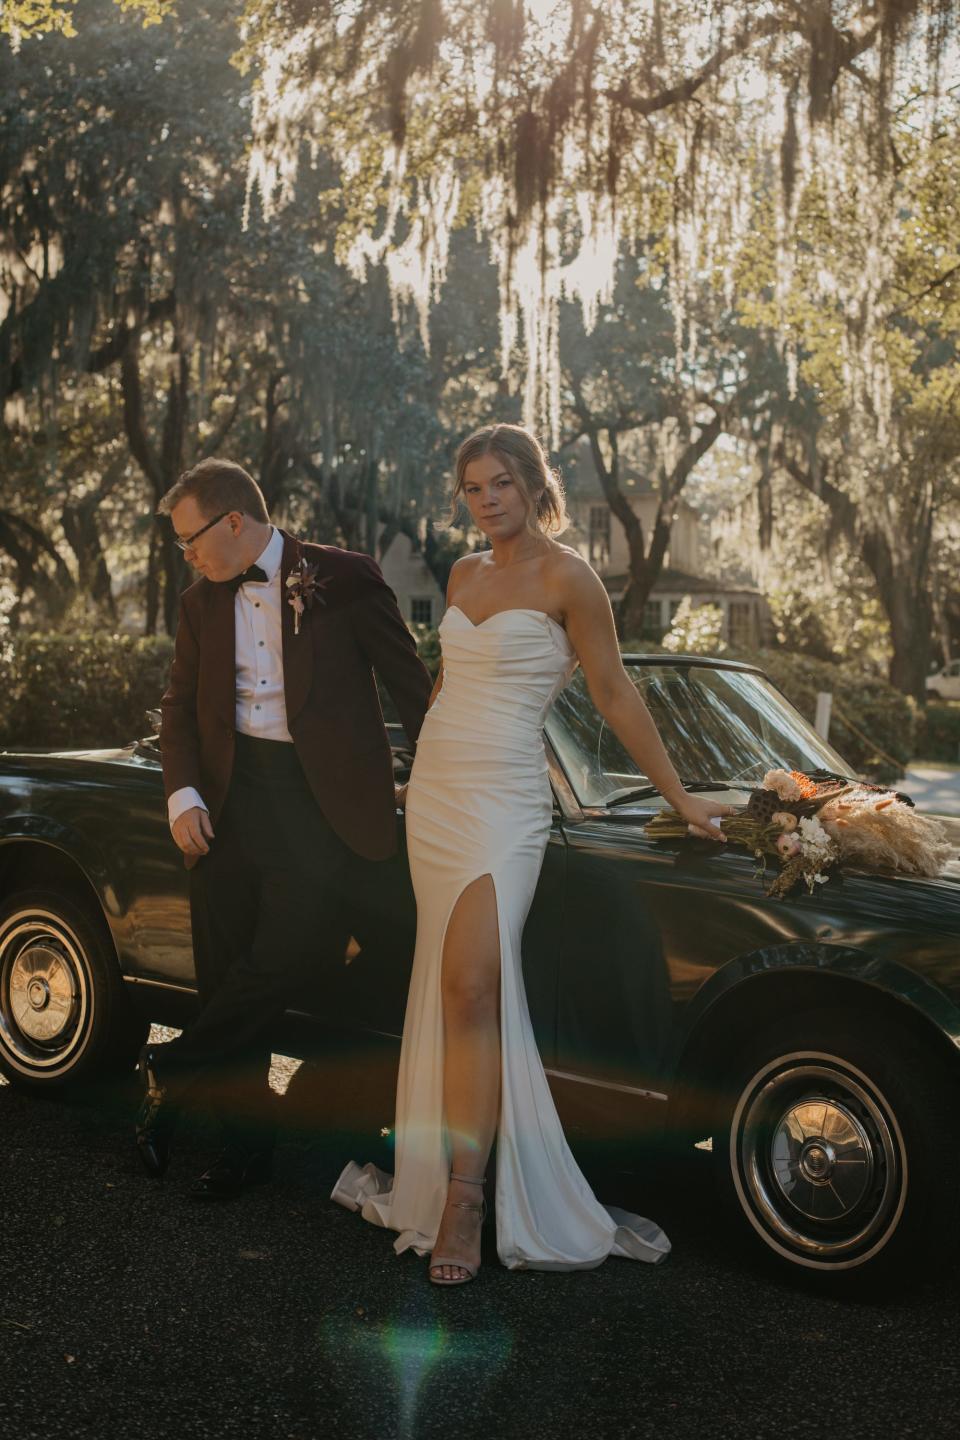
[559,556,735,840]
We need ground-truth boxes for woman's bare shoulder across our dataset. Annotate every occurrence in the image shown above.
[545,543,605,594]
[446,550,484,598]
[451,550,484,573]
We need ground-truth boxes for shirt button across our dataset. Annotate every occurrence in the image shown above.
[261,680,266,685]
[258,640,264,647]
[255,704,261,711]
[254,602,260,609]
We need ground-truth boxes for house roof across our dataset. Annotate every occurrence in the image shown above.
[602,566,765,599]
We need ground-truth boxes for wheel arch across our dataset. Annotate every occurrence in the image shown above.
[0,834,125,971]
[668,943,960,1136]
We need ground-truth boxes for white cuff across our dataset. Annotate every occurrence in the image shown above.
[168,786,208,830]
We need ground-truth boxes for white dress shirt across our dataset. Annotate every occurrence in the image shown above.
[168,526,291,827]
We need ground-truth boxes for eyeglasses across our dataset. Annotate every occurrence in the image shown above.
[174,511,234,553]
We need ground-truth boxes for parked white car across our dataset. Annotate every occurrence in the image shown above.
[926,660,960,701]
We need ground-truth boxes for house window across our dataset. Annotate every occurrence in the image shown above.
[728,600,752,648]
[410,597,434,626]
[642,600,664,640]
[588,505,610,564]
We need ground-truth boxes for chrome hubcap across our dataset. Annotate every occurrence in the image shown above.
[771,1099,874,1220]
[731,1054,906,1270]
[0,911,90,1072]
[10,943,76,1042]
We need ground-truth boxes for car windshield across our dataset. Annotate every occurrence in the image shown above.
[545,661,857,808]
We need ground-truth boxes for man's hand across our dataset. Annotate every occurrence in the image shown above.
[171,806,215,859]
[395,782,409,810]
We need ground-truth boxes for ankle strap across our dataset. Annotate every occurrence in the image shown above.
[450,1172,485,1186]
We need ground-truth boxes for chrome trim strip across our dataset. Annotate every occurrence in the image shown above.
[122,975,196,995]
[544,1066,669,1102]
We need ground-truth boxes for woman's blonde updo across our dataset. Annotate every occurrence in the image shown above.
[450,423,569,536]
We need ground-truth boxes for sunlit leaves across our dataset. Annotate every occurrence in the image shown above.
[1,0,173,42]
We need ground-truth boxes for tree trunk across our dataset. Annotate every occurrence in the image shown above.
[880,569,933,701]
[775,443,934,700]
[60,497,117,621]
[575,407,723,641]
[145,523,160,636]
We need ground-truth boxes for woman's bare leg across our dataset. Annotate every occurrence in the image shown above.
[431,874,501,1281]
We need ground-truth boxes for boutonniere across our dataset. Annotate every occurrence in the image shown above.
[285,554,331,635]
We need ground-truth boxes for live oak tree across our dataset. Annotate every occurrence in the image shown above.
[557,256,790,637]
[5,1,959,691]
[0,0,454,631]
[731,98,960,699]
[229,0,958,684]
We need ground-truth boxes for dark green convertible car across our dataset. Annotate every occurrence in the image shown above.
[1,655,958,1286]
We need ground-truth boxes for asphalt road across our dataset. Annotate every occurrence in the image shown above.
[2,1041,959,1440]
[900,763,960,817]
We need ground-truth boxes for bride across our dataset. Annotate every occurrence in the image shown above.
[333,422,733,1284]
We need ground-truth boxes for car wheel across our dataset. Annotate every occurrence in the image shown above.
[927,688,943,700]
[712,1008,959,1285]
[0,888,148,1091]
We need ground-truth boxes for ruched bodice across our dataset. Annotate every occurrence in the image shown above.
[425,606,577,739]
[333,608,670,1271]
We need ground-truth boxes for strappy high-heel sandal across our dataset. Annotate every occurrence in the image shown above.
[429,1173,487,1286]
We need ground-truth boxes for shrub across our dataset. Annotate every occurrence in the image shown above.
[661,597,727,654]
[0,632,174,750]
[914,702,960,764]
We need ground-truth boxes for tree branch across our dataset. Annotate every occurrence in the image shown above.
[615,7,881,119]
[616,15,784,116]
[889,261,960,318]
[4,292,176,399]
[120,343,164,492]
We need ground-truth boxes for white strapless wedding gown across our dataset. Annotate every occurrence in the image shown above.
[332,606,669,1270]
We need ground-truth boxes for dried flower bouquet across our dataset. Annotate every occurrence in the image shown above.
[645,769,953,899]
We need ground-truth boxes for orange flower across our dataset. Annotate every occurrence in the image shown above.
[789,770,819,799]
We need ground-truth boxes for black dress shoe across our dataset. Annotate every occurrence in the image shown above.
[189,1146,274,1202]
[135,1045,176,1179]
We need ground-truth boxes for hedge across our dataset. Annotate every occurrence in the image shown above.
[0,632,174,750]
[0,626,924,781]
[914,702,960,764]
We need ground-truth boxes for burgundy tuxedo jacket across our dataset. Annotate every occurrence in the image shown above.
[159,531,433,863]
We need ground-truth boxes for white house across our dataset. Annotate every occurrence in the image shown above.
[378,530,444,629]
[562,437,771,647]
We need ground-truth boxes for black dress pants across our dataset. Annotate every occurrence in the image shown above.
[163,733,350,1153]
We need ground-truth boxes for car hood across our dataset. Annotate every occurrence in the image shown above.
[588,805,960,904]
[0,742,157,769]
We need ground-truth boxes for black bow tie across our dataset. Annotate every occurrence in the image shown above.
[226,564,268,594]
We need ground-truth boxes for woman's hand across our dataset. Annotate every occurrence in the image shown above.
[395,782,409,810]
[673,793,736,841]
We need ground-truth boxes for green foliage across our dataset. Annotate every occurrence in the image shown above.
[914,703,960,765]
[661,598,727,656]
[0,632,173,748]
[413,625,441,680]
[1,0,172,38]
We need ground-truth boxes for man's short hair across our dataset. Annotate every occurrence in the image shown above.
[157,459,270,523]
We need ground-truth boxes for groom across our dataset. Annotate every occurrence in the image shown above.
[137,457,432,1198]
